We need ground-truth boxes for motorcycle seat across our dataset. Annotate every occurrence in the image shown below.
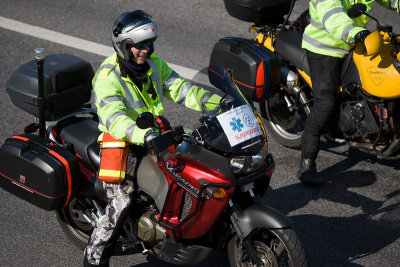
[274,30,310,76]
[59,117,101,170]
[87,143,100,170]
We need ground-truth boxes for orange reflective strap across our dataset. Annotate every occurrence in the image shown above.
[98,133,130,183]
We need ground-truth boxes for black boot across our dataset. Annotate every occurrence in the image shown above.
[296,158,324,186]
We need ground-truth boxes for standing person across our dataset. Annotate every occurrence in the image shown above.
[83,10,221,266]
[297,0,399,186]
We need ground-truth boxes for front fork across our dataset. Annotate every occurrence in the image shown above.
[229,187,292,266]
[229,189,263,266]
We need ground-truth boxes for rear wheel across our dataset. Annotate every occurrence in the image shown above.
[259,85,307,149]
[227,228,307,267]
[56,196,98,250]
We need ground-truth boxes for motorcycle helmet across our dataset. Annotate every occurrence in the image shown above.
[112,10,159,62]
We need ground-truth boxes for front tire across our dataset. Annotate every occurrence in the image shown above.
[227,228,307,267]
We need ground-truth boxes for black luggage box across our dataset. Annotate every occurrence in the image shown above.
[210,37,280,102]
[6,54,94,121]
[0,134,80,211]
[223,0,292,24]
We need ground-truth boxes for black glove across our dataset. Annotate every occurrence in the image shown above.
[354,30,371,44]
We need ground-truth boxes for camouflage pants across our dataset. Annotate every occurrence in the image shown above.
[84,155,136,266]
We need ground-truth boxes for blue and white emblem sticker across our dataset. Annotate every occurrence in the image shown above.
[217,105,262,147]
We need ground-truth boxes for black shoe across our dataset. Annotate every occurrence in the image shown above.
[296,158,324,186]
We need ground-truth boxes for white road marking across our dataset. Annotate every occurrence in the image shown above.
[0,16,198,79]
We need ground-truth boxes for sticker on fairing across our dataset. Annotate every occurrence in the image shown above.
[217,105,262,147]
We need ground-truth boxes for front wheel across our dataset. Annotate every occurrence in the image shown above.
[227,228,308,267]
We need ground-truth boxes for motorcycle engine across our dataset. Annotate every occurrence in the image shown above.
[137,211,166,246]
[338,101,379,139]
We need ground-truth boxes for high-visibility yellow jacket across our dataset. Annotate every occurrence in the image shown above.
[93,53,221,145]
[302,0,400,58]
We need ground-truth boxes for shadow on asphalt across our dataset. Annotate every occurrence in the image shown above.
[320,140,400,171]
[265,144,400,266]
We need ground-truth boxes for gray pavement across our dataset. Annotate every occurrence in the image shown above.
[0,1,400,266]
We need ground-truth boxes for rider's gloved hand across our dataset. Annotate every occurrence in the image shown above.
[354,30,371,44]
[144,130,160,149]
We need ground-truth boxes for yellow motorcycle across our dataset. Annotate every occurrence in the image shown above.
[212,1,400,159]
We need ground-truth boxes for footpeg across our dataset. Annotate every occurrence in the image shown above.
[121,235,141,252]
[121,242,138,252]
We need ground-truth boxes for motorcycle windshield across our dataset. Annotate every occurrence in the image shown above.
[200,65,266,156]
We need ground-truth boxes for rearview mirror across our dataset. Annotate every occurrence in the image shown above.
[347,3,367,18]
[136,112,155,129]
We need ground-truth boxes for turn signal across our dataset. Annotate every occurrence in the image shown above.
[211,188,226,199]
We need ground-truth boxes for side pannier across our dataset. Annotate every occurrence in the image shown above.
[210,37,280,102]
[0,134,80,211]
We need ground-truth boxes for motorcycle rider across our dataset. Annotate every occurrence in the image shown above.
[83,10,221,266]
[297,0,400,186]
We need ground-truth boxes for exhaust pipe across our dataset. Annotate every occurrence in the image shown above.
[280,66,311,115]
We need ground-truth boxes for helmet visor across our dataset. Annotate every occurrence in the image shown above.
[132,41,154,50]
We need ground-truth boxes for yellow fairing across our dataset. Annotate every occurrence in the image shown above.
[364,31,383,56]
[298,70,312,88]
[353,41,400,99]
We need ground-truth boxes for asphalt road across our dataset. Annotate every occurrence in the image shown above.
[1,1,400,266]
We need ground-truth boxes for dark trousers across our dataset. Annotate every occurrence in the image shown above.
[301,51,344,160]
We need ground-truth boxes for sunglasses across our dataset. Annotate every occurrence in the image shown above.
[133,41,153,50]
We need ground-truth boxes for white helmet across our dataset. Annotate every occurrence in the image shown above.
[112,10,159,61]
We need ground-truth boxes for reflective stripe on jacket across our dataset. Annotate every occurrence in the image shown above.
[302,0,400,58]
[92,53,221,145]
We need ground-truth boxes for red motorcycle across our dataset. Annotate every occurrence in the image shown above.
[0,50,307,266]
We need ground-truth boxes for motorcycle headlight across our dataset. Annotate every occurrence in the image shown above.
[230,143,268,175]
[252,143,268,170]
[230,156,247,174]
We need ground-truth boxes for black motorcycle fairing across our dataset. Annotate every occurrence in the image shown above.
[231,204,291,240]
[174,141,235,180]
[202,115,264,156]
[157,235,220,265]
[200,66,266,156]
